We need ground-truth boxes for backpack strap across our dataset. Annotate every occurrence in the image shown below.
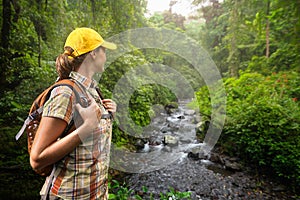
[49,79,90,138]
[50,79,89,108]
[15,79,88,141]
[95,87,114,120]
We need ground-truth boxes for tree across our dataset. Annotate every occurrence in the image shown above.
[192,0,300,76]
[0,0,23,95]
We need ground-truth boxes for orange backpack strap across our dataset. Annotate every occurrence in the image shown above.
[53,79,90,107]
[15,78,88,141]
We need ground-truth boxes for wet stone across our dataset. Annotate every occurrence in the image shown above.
[184,109,196,115]
[163,135,179,146]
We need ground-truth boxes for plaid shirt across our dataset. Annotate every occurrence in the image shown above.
[40,72,112,200]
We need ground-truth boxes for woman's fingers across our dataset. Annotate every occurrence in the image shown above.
[102,99,117,113]
[75,93,102,129]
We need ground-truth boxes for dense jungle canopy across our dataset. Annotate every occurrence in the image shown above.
[0,0,299,199]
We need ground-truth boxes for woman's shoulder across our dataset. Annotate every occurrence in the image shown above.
[50,85,74,97]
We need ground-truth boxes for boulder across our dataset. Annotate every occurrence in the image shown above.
[184,109,196,115]
[163,135,179,146]
[164,102,178,115]
[195,120,210,134]
[187,146,209,160]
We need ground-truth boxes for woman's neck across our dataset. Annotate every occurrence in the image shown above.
[76,58,95,79]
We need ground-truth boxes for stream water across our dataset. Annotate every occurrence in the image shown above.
[114,100,296,200]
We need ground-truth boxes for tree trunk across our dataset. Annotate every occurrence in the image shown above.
[38,2,42,67]
[1,0,11,50]
[0,0,12,97]
[266,0,270,58]
[229,0,239,77]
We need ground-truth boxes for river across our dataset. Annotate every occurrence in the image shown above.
[112,100,297,200]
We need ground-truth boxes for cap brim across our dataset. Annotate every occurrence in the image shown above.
[102,41,117,50]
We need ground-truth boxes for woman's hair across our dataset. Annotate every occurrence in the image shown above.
[55,46,88,80]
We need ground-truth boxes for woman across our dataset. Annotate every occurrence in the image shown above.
[30,27,117,199]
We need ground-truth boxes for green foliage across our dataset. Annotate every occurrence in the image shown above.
[248,44,300,74]
[109,180,191,200]
[100,51,178,143]
[147,11,186,31]
[0,1,148,198]
[191,0,300,77]
[108,180,136,200]
[0,63,57,125]
[0,0,148,126]
[129,84,177,127]
[195,71,300,189]
[0,127,44,199]
[159,187,192,200]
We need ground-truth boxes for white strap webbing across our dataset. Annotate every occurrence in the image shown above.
[15,106,44,140]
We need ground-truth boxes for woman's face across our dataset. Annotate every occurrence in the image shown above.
[95,46,107,73]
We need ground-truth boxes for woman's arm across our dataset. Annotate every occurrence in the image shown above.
[30,97,101,171]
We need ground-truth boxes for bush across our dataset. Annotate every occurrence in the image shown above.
[129,84,177,127]
[0,127,44,199]
[108,180,191,200]
[0,62,57,125]
[195,71,300,190]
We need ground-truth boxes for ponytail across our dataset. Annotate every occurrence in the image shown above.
[55,46,88,80]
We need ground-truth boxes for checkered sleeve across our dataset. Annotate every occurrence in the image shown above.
[42,86,74,125]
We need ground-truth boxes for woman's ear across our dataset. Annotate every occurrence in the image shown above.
[89,50,97,59]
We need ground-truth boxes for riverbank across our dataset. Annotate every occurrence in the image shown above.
[119,156,298,199]
[112,100,299,199]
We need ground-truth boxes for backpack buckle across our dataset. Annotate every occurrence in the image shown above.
[80,97,90,108]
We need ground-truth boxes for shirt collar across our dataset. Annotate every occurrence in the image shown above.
[69,71,98,89]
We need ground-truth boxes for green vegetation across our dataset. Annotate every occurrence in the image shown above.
[109,180,191,200]
[190,0,300,192]
[195,71,300,190]
[0,0,299,198]
[159,187,191,200]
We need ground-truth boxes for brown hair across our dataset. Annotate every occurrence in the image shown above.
[55,46,88,80]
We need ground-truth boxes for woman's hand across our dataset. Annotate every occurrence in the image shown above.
[75,95,102,139]
[102,99,117,113]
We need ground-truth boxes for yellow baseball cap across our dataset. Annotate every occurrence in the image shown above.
[64,27,117,57]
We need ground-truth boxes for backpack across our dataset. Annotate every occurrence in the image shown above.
[15,78,89,176]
